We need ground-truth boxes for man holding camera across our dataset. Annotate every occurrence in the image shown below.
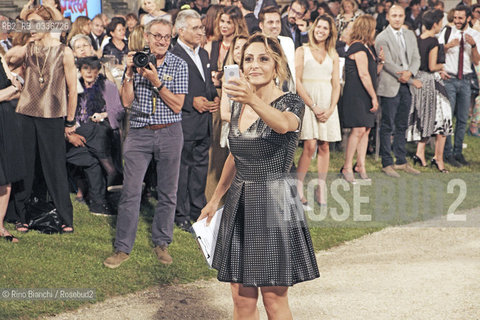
[104,18,188,268]
[171,10,219,232]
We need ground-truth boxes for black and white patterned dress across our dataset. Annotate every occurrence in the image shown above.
[407,36,453,141]
[212,93,320,287]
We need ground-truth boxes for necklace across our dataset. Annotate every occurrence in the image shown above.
[221,41,230,51]
[34,44,52,85]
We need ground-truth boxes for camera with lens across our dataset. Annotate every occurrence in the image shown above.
[133,48,156,70]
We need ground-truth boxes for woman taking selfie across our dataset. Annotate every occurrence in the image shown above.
[199,34,319,319]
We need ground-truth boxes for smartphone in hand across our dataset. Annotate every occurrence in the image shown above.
[224,65,239,98]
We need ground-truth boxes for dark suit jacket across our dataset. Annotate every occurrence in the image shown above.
[245,13,261,35]
[89,33,105,51]
[280,16,308,49]
[260,0,279,11]
[170,43,218,141]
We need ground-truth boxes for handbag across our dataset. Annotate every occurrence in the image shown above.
[437,44,446,64]
[26,197,63,234]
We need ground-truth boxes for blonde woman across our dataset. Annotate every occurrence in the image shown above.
[67,16,92,46]
[335,0,363,39]
[128,25,146,52]
[140,0,171,25]
[295,15,341,207]
[340,15,381,183]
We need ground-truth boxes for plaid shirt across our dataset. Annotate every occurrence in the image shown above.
[129,51,188,127]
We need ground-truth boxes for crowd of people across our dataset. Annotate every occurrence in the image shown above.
[1,0,479,317]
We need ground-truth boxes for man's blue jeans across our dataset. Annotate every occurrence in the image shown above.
[443,77,470,157]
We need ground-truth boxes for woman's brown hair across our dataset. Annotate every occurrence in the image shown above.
[308,15,337,58]
[67,16,91,44]
[349,14,376,45]
[213,6,248,41]
[239,34,288,86]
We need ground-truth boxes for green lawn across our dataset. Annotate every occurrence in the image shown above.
[1,135,479,320]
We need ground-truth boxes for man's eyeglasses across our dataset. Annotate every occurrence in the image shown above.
[289,6,306,18]
[148,32,172,41]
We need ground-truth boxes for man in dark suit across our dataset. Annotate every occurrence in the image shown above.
[89,14,106,51]
[235,0,261,35]
[171,9,219,231]
[375,5,422,177]
[280,0,309,48]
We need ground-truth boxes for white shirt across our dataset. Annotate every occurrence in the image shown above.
[254,0,264,18]
[389,25,409,69]
[177,38,205,81]
[438,26,480,76]
[278,35,296,93]
[91,32,102,48]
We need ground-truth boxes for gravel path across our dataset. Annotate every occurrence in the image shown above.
[44,208,480,320]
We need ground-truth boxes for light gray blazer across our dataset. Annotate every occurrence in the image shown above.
[375,27,420,98]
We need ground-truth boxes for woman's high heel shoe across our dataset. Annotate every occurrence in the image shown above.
[340,167,356,184]
[353,162,371,181]
[431,158,449,173]
[412,155,427,167]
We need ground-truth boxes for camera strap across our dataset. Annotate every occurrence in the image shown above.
[151,87,159,115]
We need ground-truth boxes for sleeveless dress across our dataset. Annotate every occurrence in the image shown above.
[0,57,25,185]
[341,42,377,128]
[212,93,320,287]
[407,36,452,141]
[299,46,341,142]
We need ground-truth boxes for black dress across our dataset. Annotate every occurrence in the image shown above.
[0,57,25,185]
[102,40,128,64]
[212,93,320,287]
[341,42,377,128]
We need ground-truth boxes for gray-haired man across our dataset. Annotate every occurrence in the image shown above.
[104,18,188,268]
[171,10,219,232]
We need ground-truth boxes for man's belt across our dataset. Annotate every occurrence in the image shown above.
[143,123,175,130]
[447,72,474,79]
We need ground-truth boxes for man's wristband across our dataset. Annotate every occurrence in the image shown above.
[157,82,165,91]
[64,119,76,127]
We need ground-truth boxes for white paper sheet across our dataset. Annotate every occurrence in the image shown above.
[191,207,223,268]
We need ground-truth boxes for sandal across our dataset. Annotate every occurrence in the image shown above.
[61,225,74,234]
[1,228,19,243]
[353,163,371,181]
[15,222,29,233]
[299,197,313,211]
[314,186,327,207]
[75,196,86,204]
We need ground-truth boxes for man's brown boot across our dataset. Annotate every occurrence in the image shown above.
[154,245,173,265]
[103,251,130,269]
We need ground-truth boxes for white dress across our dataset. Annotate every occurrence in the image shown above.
[299,46,341,142]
